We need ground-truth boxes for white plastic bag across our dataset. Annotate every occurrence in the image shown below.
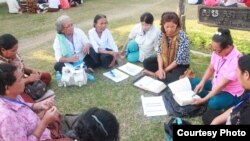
[61,63,87,87]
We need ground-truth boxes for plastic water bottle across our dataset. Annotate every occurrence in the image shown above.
[56,71,63,87]
[87,73,96,81]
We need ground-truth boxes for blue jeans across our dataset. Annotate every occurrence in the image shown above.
[190,78,240,110]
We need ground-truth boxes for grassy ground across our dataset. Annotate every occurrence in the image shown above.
[0,0,248,140]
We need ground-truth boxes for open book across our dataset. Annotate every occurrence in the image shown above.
[141,95,167,116]
[168,77,201,106]
[134,76,167,94]
[118,62,143,76]
[103,69,129,83]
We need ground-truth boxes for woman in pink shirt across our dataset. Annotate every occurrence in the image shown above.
[0,63,60,141]
[190,28,244,110]
[210,55,250,125]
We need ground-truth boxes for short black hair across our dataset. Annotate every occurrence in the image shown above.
[238,54,250,74]
[0,34,18,51]
[160,11,180,33]
[140,12,154,24]
[0,63,17,96]
[93,14,107,27]
[212,28,233,49]
[74,107,119,141]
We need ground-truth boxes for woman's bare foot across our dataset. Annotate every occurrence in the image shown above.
[109,59,116,68]
[119,51,126,59]
[86,67,94,73]
[119,54,126,59]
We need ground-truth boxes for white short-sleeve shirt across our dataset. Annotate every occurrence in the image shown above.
[48,0,60,8]
[6,0,20,13]
[129,23,160,62]
[88,28,118,53]
[53,28,90,62]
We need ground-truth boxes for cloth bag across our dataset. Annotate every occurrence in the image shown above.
[164,117,191,141]
[25,80,47,100]
[127,40,139,63]
[162,89,206,117]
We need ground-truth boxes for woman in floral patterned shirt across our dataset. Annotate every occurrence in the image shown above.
[143,11,190,84]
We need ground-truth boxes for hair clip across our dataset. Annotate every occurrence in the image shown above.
[215,31,222,36]
[92,115,109,136]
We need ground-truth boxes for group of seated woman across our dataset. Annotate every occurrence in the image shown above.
[211,54,250,125]
[50,11,249,113]
[119,11,250,125]
[53,14,120,73]
[6,0,82,14]
[0,9,250,140]
[203,54,250,125]
[53,11,190,82]
[0,33,51,102]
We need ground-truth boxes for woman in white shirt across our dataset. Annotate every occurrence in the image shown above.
[88,14,119,69]
[120,12,160,63]
[53,15,100,73]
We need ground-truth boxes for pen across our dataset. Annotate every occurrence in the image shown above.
[110,70,116,77]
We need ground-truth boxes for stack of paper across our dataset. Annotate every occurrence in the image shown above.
[168,77,201,106]
[103,69,129,83]
[118,62,143,76]
[134,76,167,94]
[141,95,167,116]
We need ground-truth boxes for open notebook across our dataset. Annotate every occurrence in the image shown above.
[134,76,167,94]
[168,77,201,106]
[103,69,129,83]
[141,95,167,116]
[118,62,143,76]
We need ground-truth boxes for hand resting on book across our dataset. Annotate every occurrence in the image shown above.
[192,97,207,106]
[168,77,201,106]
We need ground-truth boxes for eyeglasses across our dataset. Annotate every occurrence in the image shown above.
[214,48,224,54]
[211,45,224,54]
[64,23,74,29]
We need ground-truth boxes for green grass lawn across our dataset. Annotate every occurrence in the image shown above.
[0,0,248,140]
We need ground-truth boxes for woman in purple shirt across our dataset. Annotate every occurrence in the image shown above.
[0,63,59,141]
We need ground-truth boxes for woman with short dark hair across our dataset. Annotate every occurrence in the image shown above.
[120,12,160,63]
